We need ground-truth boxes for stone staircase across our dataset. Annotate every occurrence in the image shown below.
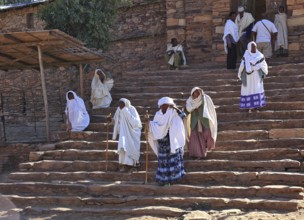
[1,63,304,219]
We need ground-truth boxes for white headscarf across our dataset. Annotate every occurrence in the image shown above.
[238,41,268,79]
[148,97,185,156]
[186,87,218,142]
[65,91,90,132]
[112,98,142,161]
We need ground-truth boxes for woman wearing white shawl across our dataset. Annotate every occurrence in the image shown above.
[148,97,186,186]
[274,6,288,56]
[238,41,268,112]
[65,91,90,132]
[223,11,239,69]
[90,69,114,109]
[186,87,217,159]
[112,98,142,172]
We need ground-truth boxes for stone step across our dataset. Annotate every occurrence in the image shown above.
[3,194,301,213]
[89,102,304,117]
[82,119,304,133]
[28,148,302,162]
[8,171,304,187]
[54,130,270,142]
[10,205,187,219]
[18,159,301,173]
[1,183,302,200]
[54,138,304,152]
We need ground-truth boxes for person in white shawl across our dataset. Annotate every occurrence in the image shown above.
[112,98,142,172]
[148,97,186,186]
[65,91,90,132]
[165,38,187,70]
[238,41,268,112]
[236,6,255,56]
[185,87,217,159]
[90,69,114,109]
[223,11,239,69]
[274,5,288,56]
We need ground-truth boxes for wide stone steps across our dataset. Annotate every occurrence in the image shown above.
[54,138,304,151]
[54,129,270,142]
[90,110,304,124]
[8,171,304,187]
[1,183,302,200]
[18,159,301,173]
[90,101,304,116]
[83,119,304,133]
[28,148,302,162]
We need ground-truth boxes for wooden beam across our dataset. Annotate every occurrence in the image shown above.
[79,64,84,98]
[37,45,51,142]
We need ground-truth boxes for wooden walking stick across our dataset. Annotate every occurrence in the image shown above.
[105,113,111,172]
[145,110,149,184]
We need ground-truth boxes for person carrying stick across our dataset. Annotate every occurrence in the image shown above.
[147,97,186,186]
[112,98,142,172]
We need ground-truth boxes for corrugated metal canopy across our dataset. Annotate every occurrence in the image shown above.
[0,29,103,70]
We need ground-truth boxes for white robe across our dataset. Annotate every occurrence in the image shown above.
[223,19,239,53]
[166,43,187,65]
[238,42,268,108]
[274,13,288,50]
[186,87,218,142]
[113,99,142,165]
[148,108,185,157]
[65,91,90,132]
[90,72,114,109]
[236,12,255,37]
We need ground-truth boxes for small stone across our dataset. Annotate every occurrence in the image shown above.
[183,210,211,220]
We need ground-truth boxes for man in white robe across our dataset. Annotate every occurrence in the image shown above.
[66,91,90,132]
[238,41,268,112]
[274,5,288,56]
[236,6,255,56]
[90,69,114,109]
[223,11,239,69]
[112,98,142,172]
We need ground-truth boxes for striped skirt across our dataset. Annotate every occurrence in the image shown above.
[156,133,185,184]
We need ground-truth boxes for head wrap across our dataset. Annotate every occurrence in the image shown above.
[119,98,131,108]
[238,6,245,12]
[247,41,258,56]
[157,97,175,108]
[95,69,106,80]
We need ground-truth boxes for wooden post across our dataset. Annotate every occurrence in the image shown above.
[145,110,149,184]
[105,113,111,172]
[79,64,84,98]
[37,45,51,142]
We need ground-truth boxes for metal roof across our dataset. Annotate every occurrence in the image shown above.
[0,29,104,70]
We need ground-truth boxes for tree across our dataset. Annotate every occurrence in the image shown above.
[38,0,130,50]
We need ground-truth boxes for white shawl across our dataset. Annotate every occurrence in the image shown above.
[148,98,185,157]
[65,91,90,132]
[166,43,187,65]
[90,69,114,109]
[112,98,142,161]
[274,12,288,50]
[223,19,239,53]
[238,42,268,79]
[236,12,255,36]
[186,87,218,142]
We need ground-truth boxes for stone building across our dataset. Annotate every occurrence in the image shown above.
[0,0,304,144]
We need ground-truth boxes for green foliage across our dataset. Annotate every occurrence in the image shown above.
[38,0,131,50]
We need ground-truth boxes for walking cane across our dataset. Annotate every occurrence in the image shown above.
[145,110,149,184]
[105,113,111,172]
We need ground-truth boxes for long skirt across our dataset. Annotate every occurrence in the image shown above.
[156,133,185,184]
[188,123,215,158]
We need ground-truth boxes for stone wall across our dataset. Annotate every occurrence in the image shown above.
[0,6,44,33]
[102,0,167,72]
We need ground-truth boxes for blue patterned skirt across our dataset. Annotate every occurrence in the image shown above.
[156,133,185,184]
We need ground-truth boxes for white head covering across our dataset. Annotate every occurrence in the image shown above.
[238,6,245,12]
[157,97,175,108]
[119,98,131,108]
[243,41,265,73]
[66,91,87,113]
[186,87,204,112]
